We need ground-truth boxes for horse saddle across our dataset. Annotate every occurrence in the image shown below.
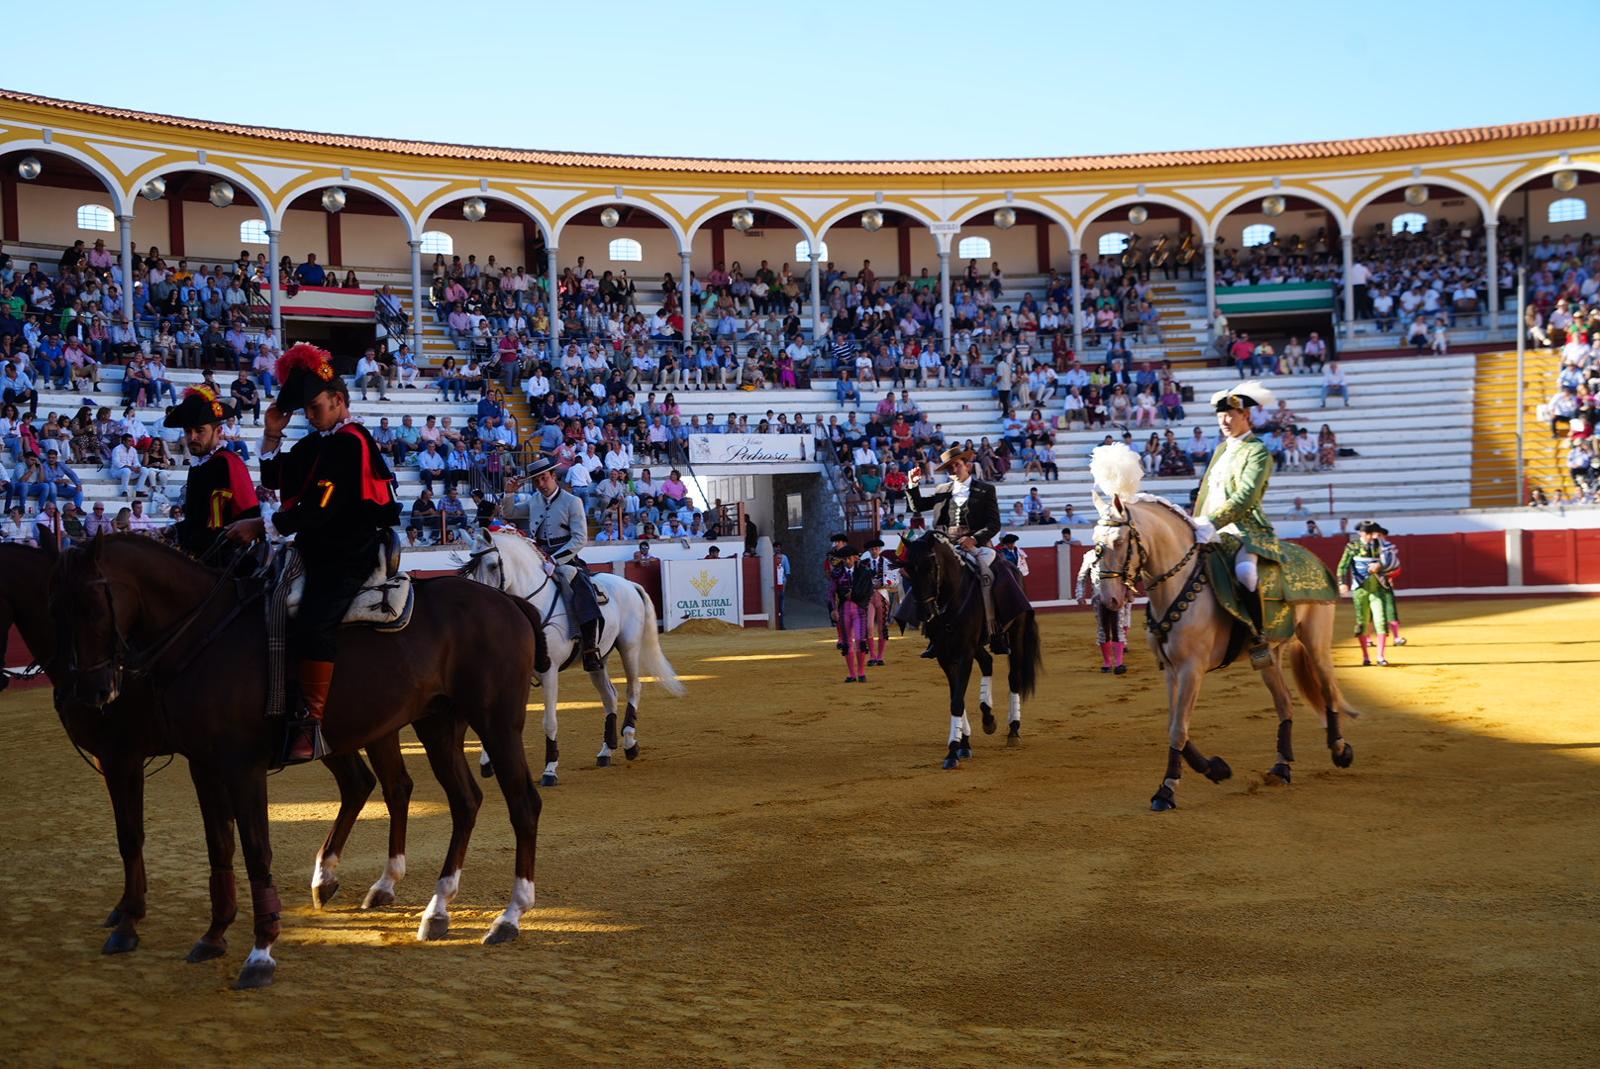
[1206,540,1336,645]
[284,532,416,633]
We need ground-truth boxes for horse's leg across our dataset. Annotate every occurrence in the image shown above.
[1151,663,1230,811]
[225,767,283,989]
[619,623,643,761]
[1260,653,1298,786]
[1004,626,1024,744]
[942,656,974,770]
[361,733,413,909]
[414,714,481,941]
[1303,607,1356,769]
[185,763,237,963]
[480,713,543,946]
[99,754,146,955]
[311,752,376,908]
[974,646,997,735]
[592,660,621,768]
[538,665,561,787]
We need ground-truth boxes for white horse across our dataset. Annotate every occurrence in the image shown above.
[459,529,683,786]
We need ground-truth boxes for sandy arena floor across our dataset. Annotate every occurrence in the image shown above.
[1,597,1595,1068]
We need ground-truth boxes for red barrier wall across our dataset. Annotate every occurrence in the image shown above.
[741,556,766,626]
[1020,547,1059,604]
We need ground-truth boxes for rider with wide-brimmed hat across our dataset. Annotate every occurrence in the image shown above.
[1192,380,1281,668]
[163,385,259,559]
[906,443,1007,654]
[225,342,401,763]
[518,452,603,671]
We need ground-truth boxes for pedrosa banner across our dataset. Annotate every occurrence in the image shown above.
[688,434,810,465]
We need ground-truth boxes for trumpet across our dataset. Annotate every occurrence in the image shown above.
[1149,235,1171,267]
[1120,234,1145,268]
[1176,234,1197,265]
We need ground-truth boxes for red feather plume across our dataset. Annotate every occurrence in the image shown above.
[181,385,219,403]
[277,342,333,381]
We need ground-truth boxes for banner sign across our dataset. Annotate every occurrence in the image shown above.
[662,557,744,630]
[688,434,809,465]
[1215,282,1335,316]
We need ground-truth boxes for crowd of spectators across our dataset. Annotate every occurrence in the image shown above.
[1539,284,1600,503]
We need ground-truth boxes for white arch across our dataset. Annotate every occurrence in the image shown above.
[272,176,420,240]
[124,161,274,224]
[4,141,128,216]
[415,188,553,246]
[553,195,689,254]
[1490,161,1600,215]
[1078,193,1212,243]
[815,200,943,243]
[951,197,1080,250]
[1348,175,1491,226]
[686,199,817,248]
[1210,186,1350,236]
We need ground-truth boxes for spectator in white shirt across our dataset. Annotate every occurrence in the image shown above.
[110,433,154,497]
[1320,360,1350,408]
[355,350,388,400]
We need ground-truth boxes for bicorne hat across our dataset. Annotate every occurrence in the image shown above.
[273,343,343,414]
[162,384,235,429]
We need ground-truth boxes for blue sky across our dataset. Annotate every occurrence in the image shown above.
[3,1,1579,161]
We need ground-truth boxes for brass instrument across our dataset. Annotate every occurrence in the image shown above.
[1289,234,1306,256]
[1120,234,1145,268]
[1149,234,1171,267]
[1176,233,1197,266]
[1312,227,1329,256]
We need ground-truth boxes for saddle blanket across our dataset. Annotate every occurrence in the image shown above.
[1207,538,1336,643]
[285,552,415,633]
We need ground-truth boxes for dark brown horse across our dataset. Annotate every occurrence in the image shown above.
[48,535,549,989]
[0,543,420,958]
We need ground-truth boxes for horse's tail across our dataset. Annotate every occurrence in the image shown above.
[508,593,551,675]
[633,583,684,697]
[1011,611,1043,701]
[1287,631,1359,721]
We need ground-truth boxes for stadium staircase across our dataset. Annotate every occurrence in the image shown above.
[1469,349,1572,506]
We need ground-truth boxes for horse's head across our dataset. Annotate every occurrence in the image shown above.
[1092,493,1141,615]
[48,538,132,711]
[899,533,954,620]
[456,544,505,591]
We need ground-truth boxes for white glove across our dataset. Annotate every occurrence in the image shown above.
[1191,516,1219,544]
[542,560,557,576]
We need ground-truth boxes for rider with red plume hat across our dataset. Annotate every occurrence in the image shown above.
[225,343,401,763]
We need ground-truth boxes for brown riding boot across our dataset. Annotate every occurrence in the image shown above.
[285,660,334,765]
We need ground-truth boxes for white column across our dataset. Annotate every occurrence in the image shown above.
[938,249,951,356]
[408,238,424,356]
[1341,231,1355,337]
[117,213,135,331]
[546,245,560,360]
[1485,222,1499,326]
[1069,246,1083,357]
[267,227,283,347]
[1203,240,1217,342]
[808,252,822,340]
[680,249,693,357]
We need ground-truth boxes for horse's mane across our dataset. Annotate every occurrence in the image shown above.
[456,528,545,578]
[1127,493,1199,531]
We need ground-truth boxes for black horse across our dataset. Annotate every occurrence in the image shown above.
[897,534,1042,769]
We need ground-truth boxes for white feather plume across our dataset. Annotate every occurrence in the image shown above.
[1090,443,1145,501]
[1208,379,1277,410]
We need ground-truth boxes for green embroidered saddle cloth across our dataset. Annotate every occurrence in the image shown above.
[1206,537,1338,643]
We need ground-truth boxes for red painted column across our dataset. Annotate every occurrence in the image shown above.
[167,187,186,256]
[522,219,542,271]
[1035,222,1050,273]
[710,224,725,273]
[326,210,343,268]
[897,223,911,277]
[0,171,17,241]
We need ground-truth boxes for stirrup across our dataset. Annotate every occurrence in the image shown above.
[281,717,327,766]
[1247,640,1273,670]
[582,648,604,673]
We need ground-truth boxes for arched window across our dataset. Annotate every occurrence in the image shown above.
[76,204,114,232]
[1549,197,1588,224]
[1241,224,1276,248]
[608,238,643,263]
[795,239,829,262]
[239,219,269,245]
[957,236,992,260]
[419,231,453,256]
[1097,232,1129,256]
[1391,212,1427,235]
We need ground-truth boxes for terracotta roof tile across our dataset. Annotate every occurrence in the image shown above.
[3,88,1595,177]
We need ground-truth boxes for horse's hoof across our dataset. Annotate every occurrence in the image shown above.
[482,921,519,946]
[233,959,276,990]
[479,760,495,779]
[101,928,139,955]
[102,907,123,929]
[1205,757,1233,784]
[981,712,998,735]
[311,879,340,910]
[1007,721,1021,739]
[596,755,611,768]
[185,938,226,964]
[418,915,450,942]
[941,756,960,770]
[958,734,973,759]
[540,773,558,788]
[1332,742,1355,769]
[623,744,640,762]
[1265,762,1293,785]
[1150,786,1178,812]
[361,887,395,910]
[979,701,992,721]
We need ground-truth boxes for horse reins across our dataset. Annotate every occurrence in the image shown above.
[1094,512,1213,659]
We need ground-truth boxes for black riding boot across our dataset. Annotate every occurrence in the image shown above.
[1245,592,1272,670]
[581,620,604,673]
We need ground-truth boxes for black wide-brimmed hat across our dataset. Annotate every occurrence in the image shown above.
[831,546,859,560]
[521,453,560,479]
[273,343,344,413]
[829,531,849,543]
[864,538,885,550]
[162,385,235,429]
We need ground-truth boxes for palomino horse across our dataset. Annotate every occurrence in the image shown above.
[0,542,418,953]
[459,528,683,786]
[49,535,549,989]
[1090,491,1357,811]
[896,534,1042,769]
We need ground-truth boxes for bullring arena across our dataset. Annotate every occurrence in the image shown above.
[1,12,1598,1066]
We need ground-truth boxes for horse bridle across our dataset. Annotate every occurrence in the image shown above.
[1094,514,1203,590]
[469,542,553,602]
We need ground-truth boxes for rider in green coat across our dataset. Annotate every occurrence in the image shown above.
[1192,381,1282,668]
